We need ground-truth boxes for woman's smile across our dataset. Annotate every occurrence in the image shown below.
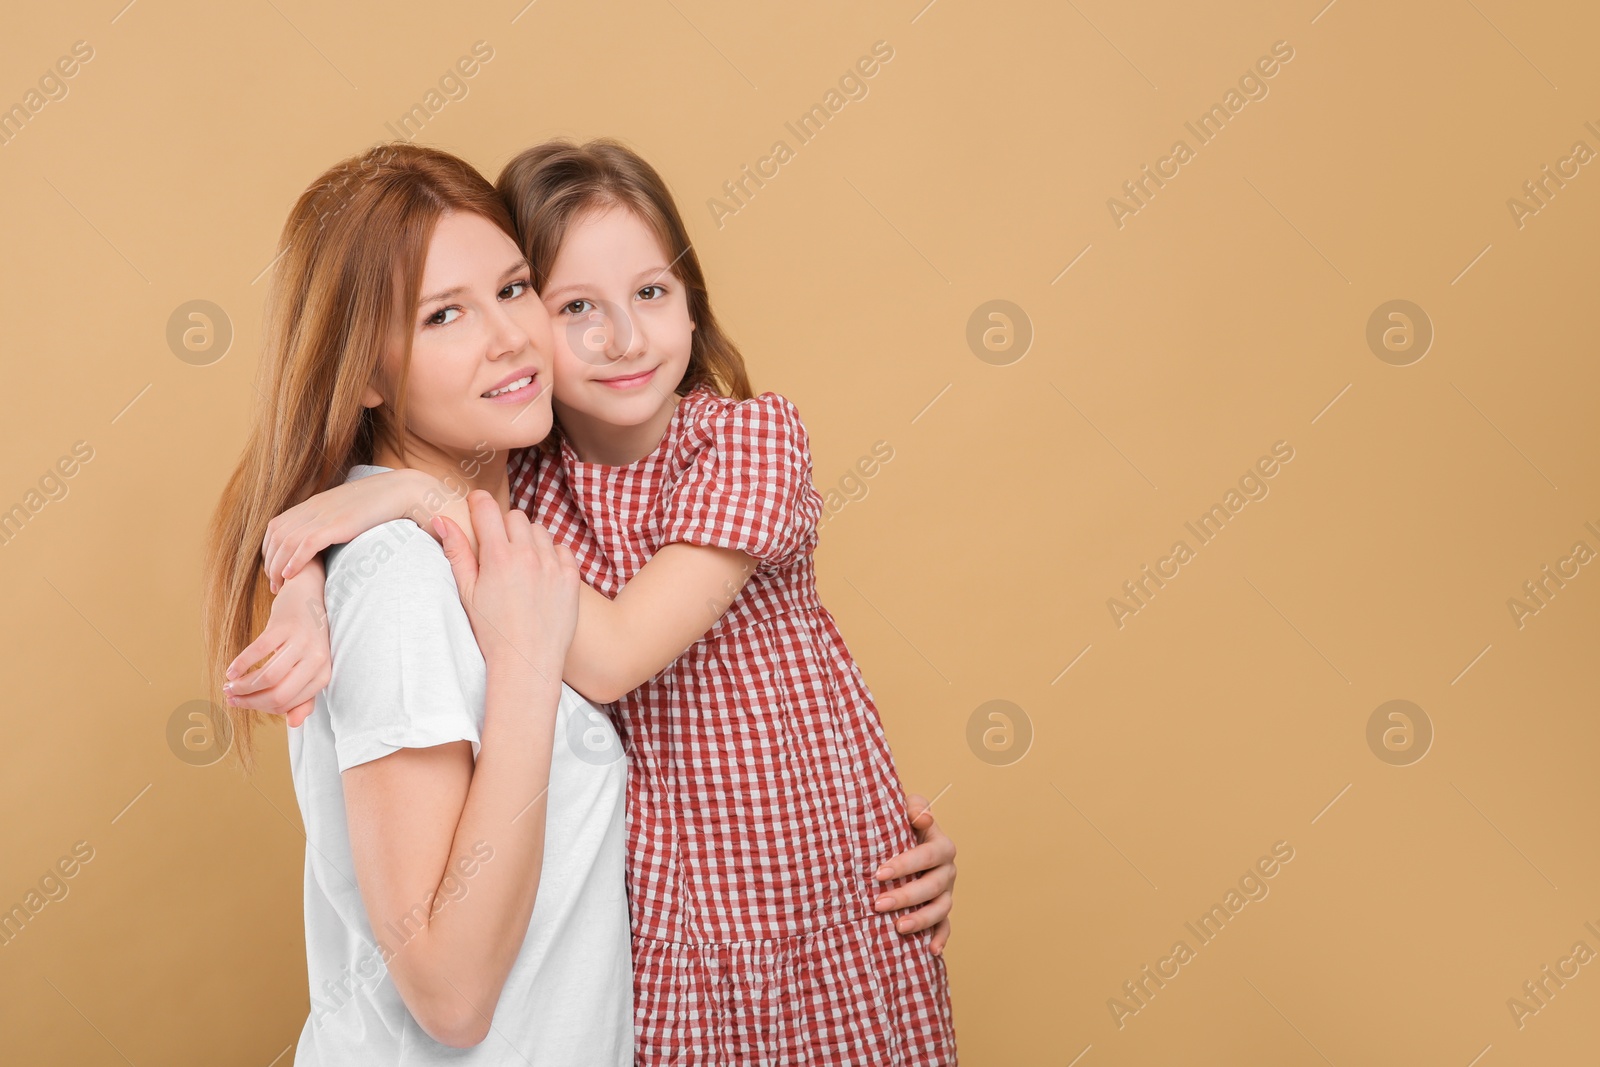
[482,366,543,403]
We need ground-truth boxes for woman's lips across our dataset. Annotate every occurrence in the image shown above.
[483,374,543,404]
[597,367,655,389]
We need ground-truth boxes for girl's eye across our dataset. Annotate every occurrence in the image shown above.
[561,298,594,316]
[425,306,462,327]
[637,284,666,301]
[501,279,530,300]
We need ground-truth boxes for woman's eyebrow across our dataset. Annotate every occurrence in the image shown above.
[418,260,529,306]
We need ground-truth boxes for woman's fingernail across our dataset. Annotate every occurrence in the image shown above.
[222,682,233,695]
[874,896,892,911]
[874,866,892,881]
[897,918,912,931]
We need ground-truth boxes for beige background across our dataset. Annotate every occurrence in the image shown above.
[1,0,1597,1063]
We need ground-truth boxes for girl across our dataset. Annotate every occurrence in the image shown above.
[201,144,633,1062]
[238,139,958,1064]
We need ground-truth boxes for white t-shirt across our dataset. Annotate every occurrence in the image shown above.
[287,465,632,1065]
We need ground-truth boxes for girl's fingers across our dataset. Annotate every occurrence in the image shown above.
[225,642,298,697]
[930,917,951,955]
[264,517,309,589]
[225,632,281,682]
[874,864,953,913]
[283,538,322,586]
[236,661,315,716]
[285,698,315,728]
[276,658,329,714]
[875,834,955,883]
[890,891,952,935]
[905,792,932,821]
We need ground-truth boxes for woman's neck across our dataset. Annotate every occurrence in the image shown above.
[370,440,512,512]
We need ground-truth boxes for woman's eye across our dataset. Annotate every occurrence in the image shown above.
[425,306,462,327]
[561,298,593,315]
[638,284,666,300]
[501,279,530,299]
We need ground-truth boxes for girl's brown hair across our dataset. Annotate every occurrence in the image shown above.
[202,142,518,771]
[495,138,752,402]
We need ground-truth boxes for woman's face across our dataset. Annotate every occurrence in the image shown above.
[539,205,696,432]
[364,209,556,461]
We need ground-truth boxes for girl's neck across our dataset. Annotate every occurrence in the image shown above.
[556,393,681,467]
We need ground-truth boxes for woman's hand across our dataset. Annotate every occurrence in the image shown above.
[223,558,330,727]
[874,792,956,954]
[435,490,579,676]
[263,468,440,593]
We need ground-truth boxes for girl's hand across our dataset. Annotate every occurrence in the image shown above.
[263,468,440,593]
[873,792,956,954]
[435,490,579,675]
[223,559,331,727]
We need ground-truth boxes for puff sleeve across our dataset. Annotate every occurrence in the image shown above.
[658,392,823,567]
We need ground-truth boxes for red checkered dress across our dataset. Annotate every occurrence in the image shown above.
[509,387,956,1065]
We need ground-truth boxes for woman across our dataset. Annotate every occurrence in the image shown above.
[202,143,632,1062]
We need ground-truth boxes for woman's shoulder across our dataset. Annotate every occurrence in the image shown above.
[323,519,455,610]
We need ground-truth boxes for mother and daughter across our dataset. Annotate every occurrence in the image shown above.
[202,138,957,1064]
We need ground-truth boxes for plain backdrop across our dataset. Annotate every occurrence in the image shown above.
[1,1,1597,1063]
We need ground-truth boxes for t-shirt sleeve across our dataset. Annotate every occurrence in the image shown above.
[659,392,824,567]
[321,521,486,773]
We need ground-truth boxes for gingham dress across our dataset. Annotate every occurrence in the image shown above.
[508,387,956,1065]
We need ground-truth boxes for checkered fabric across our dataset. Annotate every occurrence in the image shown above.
[509,388,956,1065]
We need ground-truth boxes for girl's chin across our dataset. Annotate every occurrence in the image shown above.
[561,392,671,427]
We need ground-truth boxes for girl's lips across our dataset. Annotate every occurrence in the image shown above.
[484,375,543,404]
[597,367,654,389]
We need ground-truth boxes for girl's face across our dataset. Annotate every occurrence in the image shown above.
[363,210,556,463]
[540,205,695,432]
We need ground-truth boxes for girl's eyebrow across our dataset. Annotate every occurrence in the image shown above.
[418,260,529,307]
[544,265,673,302]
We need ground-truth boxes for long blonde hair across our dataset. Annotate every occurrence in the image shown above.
[202,142,519,772]
[495,138,753,403]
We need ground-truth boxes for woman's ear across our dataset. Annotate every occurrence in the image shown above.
[360,383,384,408]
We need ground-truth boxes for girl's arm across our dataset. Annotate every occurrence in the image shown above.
[564,544,755,702]
[239,467,760,705]
[339,492,577,1048]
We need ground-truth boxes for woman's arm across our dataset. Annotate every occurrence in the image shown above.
[338,492,578,1047]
